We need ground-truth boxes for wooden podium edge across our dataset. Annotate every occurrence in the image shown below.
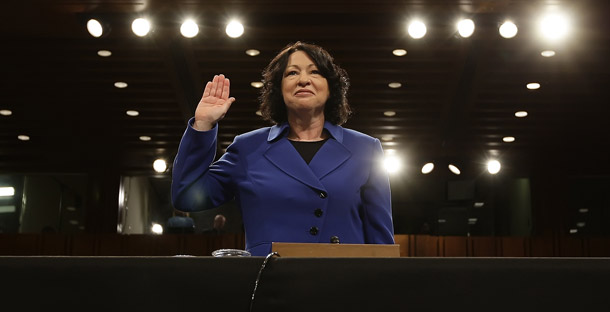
[271,242,400,258]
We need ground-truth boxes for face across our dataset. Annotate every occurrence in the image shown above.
[281,50,330,116]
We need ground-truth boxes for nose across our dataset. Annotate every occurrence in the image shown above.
[297,73,311,86]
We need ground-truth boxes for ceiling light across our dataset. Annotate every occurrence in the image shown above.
[541,50,556,57]
[87,19,104,38]
[448,164,461,175]
[381,135,393,141]
[132,18,151,37]
[421,162,434,174]
[250,81,263,88]
[0,109,12,116]
[538,13,570,41]
[383,154,402,174]
[246,49,260,56]
[151,223,163,234]
[384,111,396,117]
[0,187,15,197]
[487,160,501,174]
[97,50,112,57]
[66,206,76,211]
[126,110,139,116]
[569,229,578,234]
[180,19,199,38]
[457,19,475,38]
[69,220,79,225]
[576,222,586,228]
[499,21,518,38]
[18,135,30,141]
[392,49,407,56]
[473,202,485,208]
[388,82,402,88]
[139,136,151,141]
[407,20,427,39]
[226,20,244,38]
[503,136,515,143]
[114,82,128,88]
[153,158,167,173]
[579,208,588,213]
[527,82,541,90]
[515,111,528,118]
[255,110,262,116]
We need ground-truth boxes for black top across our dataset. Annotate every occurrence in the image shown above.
[289,138,329,164]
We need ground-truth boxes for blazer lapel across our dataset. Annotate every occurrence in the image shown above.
[309,138,351,179]
[264,138,326,191]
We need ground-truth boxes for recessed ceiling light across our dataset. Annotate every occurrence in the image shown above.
[180,19,199,38]
[381,135,393,141]
[66,206,76,211]
[515,111,528,118]
[18,135,30,141]
[457,19,475,38]
[139,135,151,141]
[392,49,407,56]
[576,222,586,228]
[0,109,12,116]
[503,136,515,142]
[153,159,167,173]
[578,208,588,213]
[474,202,485,208]
[132,18,151,37]
[384,111,396,117]
[97,50,112,57]
[527,82,541,90]
[114,82,128,88]
[250,81,263,88]
[388,82,402,89]
[226,20,244,38]
[69,220,79,225]
[246,49,260,56]
[126,110,139,116]
[499,21,518,38]
[87,19,103,38]
[569,229,578,234]
[448,164,461,175]
[407,20,427,39]
[541,50,555,57]
[421,162,434,174]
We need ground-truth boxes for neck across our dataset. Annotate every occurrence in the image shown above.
[287,114,327,141]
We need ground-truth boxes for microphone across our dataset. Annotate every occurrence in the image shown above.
[330,236,340,244]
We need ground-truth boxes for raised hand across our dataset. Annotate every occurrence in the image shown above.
[193,74,236,131]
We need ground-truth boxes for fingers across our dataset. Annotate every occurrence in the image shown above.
[220,77,231,100]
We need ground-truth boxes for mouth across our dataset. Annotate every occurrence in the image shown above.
[295,89,314,96]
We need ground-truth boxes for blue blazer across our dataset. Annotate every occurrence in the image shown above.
[171,118,395,256]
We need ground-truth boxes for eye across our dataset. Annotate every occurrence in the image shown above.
[311,69,321,75]
[285,70,298,76]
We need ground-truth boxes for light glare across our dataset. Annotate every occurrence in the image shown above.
[180,19,199,38]
[515,111,528,118]
[132,18,151,37]
[499,21,518,38]
[408,21,427,39]
[448,164,461,175]
[527,82,541,90]
[151,223,163,234]
[539,13,570,41]
[153,159,167,173]
[383,155,402,174]
[457,19,475,38]
[487,160,501,174]
[541,50,556,57]
[87,19,103,37]
[226,20,244,38]
[0,187,15,197]
[392,49,407,56]
[421,163,434,174]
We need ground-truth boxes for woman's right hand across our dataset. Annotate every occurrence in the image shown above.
[193,74,236,131]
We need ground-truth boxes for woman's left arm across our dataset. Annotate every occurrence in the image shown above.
[361,138,395,244]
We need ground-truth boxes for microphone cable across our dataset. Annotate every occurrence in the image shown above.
[249,251,280,312]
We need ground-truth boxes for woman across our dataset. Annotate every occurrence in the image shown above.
[171,42,394,256]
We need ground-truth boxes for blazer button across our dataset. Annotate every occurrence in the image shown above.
[319,191,327,198]
[314,209,323,217]
[309,227,319,235]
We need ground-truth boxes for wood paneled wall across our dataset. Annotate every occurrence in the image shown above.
[1,234,609,257]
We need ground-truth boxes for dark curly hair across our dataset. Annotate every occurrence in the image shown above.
[259,42,351,125]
